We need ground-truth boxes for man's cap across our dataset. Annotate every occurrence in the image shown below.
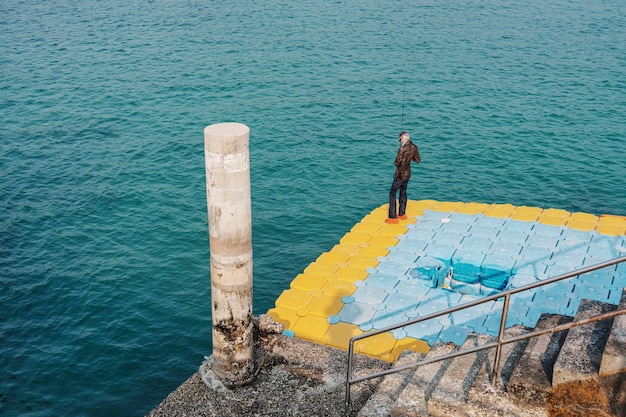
[399,131,408,138]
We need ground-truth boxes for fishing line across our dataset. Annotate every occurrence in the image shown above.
[400,78,407,132]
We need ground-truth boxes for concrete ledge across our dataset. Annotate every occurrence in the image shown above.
[467,328,547,417]
[550,299,617,416]
[600,289,626,377]
[553,299,616,385]
[357,351,425,417]
[428,334,491,416]
[391,343,456,416]
[599,288,626,417]
[508,313,572,406]
[147,318,389,417]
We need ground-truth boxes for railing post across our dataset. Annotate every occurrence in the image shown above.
[492,293,510,386]
[345,339,355,415]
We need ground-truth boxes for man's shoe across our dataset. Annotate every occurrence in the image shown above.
[398,214,408,220]
[385,218,399,224]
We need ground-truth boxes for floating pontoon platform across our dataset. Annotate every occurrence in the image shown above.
[267,200,626,362]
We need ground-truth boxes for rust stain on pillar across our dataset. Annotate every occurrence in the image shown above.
[204,122,254,387]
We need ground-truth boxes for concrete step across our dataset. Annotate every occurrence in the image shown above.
[357,351,425,417]
[389,342,456,417]
[465,326,547,417]
[357,289,626,417]
[508,313,573,406]
[427,334,492,416]
[599,288,626,417]
[389,326,542,417]
[550,298,617,416]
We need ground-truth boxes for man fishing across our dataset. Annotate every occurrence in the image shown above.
[386,131,421,224]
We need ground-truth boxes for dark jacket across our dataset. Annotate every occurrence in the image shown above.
[394,140,421,181]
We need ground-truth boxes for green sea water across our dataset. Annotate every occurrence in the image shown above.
[1,0,625,415]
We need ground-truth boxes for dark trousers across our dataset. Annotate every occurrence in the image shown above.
[388,178,409,218]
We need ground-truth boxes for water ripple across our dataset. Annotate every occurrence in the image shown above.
[1,0,625,416]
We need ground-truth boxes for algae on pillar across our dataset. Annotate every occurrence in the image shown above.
[203,122,254,387]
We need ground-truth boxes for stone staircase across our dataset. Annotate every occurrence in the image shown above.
[356,289,626,417]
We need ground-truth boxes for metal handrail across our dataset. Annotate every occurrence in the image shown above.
[345,256,626,414]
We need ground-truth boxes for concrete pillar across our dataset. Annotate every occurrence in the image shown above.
[203,122,254,387]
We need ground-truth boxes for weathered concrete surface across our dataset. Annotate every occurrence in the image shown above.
[364,329,546,417]
[428,334,491,416]
[599,289,626,417]
[147,315,388,417]
[204,122,254,387]
[549,299,617,417]
[599,371,626,417]
[600,289,626,376]
[357,351,425,417]
[508,313,572,406]
[466,327,547,417]
[390,343,456,417]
